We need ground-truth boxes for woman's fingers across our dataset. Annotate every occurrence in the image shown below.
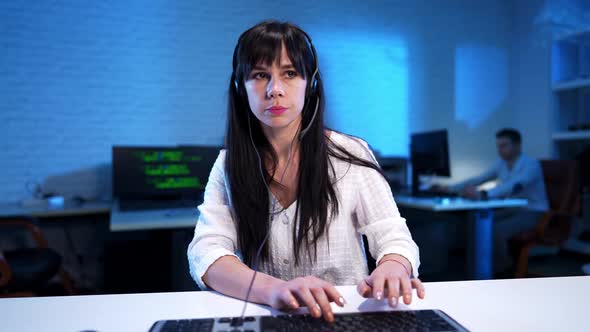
[371,274,385,300]
[310,287,334,322]
[279,277,345,322]
[293,286,322,318]
[281,275,423,322]
[412,278,426,299]
[385,277,400,307]
[357,277,372,298]
[321,281,346,307]
[400,277,413,304]
[278,288,300,310]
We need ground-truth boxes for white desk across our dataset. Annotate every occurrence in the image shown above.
[0,200,198,231]
[395,196,528,212]
[1,276,587,332]
[0,201,111,218]
[109,200,198,231]
[395,196,528,280]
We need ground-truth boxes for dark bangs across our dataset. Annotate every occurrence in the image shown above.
[234,21,314,85]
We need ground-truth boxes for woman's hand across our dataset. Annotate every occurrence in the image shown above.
[357,254,425,307]
[265,276,345,322]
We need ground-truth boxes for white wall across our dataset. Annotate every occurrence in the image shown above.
[403,1,514,183]
[0,0,515,202]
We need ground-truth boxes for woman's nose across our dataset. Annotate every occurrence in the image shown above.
[267,77,285,98]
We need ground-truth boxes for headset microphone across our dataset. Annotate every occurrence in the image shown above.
[298,96,319,140]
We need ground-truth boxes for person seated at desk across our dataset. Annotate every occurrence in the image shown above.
[187,21,424,323]
[440,128,549,273]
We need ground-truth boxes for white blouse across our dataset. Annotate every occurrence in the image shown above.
[187,131,420,290]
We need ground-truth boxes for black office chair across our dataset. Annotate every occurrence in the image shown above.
[0,218,75,297]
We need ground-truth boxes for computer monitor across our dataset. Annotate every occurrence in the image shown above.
[410,129,451,195]
[112,145,220,202]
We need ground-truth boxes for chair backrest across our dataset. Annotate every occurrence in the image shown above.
[538,160,581,243]
[541,159,581,216]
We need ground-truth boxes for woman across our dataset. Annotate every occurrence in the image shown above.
[188,20,424,322]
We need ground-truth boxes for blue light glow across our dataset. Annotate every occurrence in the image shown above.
[314,33,409,156]
[454,45,508,130]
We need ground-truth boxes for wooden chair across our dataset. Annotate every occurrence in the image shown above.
[0,218,75,297]
[508,160,581,278]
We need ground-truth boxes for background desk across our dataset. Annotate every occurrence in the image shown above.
[395,196,528,280]
[0,201,200,293]
[1,276,587,332]
[0,200,198,231]
[108,201,200,292]
[110,200,198,232]
[0,201,111,292]
[0,201,111,219]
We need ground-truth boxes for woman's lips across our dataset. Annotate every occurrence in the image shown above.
[266,106,288,115]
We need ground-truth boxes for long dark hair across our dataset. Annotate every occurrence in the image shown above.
[226,20,385,267]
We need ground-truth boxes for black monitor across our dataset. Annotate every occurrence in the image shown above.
[410,129,451,195]
[112,145,220,202]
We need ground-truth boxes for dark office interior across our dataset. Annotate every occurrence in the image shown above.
[1,1,589,331]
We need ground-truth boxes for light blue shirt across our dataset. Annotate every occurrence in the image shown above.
[451,154,549,211]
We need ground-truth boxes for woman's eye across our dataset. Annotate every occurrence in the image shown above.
[285,70,298,78]
[252,72,268,80]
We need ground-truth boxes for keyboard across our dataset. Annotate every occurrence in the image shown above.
[148,309,468,332]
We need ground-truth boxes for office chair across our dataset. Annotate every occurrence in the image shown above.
[508,160,582,278]
[0,218,75,297]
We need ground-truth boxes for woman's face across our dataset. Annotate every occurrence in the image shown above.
[244,46,307,131]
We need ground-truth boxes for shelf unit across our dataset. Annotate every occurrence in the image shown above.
[551,30,590,159]
[552,130,590,141]
[550,31,590,255]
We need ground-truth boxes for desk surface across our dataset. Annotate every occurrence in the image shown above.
[1,276,588,332]
[0,201,111,218]
[395,195,528,211]
[110,200,198,231]
[0,200,198,231]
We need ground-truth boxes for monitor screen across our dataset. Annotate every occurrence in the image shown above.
[410,129,451,177]
[112,146,220,201]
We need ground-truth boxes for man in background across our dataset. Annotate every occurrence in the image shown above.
[441,128,549,274]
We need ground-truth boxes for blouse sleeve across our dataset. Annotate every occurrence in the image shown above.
[351,139,421,277]
[187,150,240,289]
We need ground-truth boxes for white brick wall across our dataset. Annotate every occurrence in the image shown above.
[0,0,514,202]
